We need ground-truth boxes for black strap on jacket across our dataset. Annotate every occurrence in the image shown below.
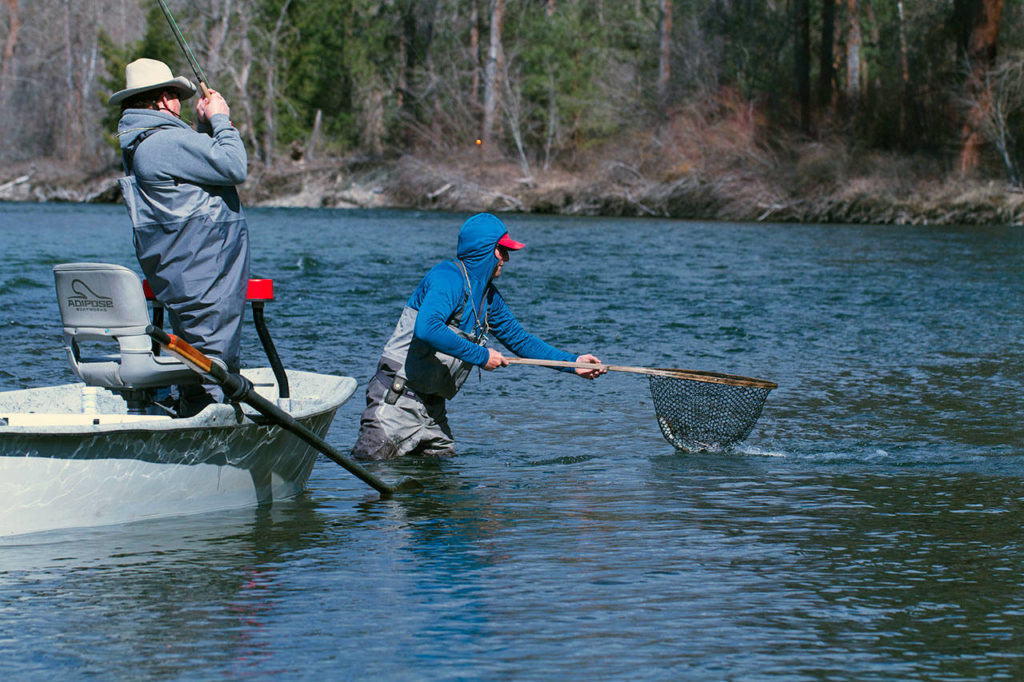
[121,129,158,175]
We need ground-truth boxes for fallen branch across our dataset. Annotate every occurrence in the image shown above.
[0,174,31,193]
[427,182,453,200]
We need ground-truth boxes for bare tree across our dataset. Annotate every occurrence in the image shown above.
[0,0,19,103]
[262,0,292,166]
[206,0,233,81]
[469,0,480,108]
[500,55,532,181]
[818,0,835,109]
[955,0,1004,175]
[657,0,671,115]
[795,0,810,131]
[845,0,862,108]
[897,0,909,138]
[481,0,505,154]
[980,55,1024,184]
[222,1,259,153]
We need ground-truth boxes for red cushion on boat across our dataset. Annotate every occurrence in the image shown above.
[142,279,274,301]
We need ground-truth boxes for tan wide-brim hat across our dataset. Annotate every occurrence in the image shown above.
[108,58,196,106]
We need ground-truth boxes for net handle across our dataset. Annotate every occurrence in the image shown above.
[506,357,777,389]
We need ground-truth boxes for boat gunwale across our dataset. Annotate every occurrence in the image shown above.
[0,368,356,441]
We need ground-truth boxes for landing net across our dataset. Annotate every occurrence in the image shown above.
[648,372,775,451]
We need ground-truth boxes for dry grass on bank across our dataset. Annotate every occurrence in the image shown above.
[3,100,1023,226]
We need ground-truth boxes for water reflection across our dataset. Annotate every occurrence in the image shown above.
[1,500,335,675]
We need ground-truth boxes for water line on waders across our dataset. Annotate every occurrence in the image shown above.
[156,0,212,98]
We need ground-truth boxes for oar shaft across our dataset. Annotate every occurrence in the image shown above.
[235,379,409,495]
[148,326,421,496]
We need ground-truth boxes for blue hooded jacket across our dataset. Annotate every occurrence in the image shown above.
[408,213,576,368]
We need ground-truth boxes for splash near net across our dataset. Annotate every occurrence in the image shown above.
[647,370,776,451]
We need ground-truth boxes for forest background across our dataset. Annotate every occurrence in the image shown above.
[1,0,1023,225]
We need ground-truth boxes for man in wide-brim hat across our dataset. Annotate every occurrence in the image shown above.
[108,57,197,107]
[111,58,251,418]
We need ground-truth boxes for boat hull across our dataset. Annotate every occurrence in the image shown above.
[0,368,357,537]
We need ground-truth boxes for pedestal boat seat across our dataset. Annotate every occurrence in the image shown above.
[54,263,288,415]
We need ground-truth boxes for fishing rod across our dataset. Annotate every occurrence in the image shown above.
[155,0,211,98]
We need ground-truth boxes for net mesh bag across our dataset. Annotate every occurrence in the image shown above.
[648,372,774,451]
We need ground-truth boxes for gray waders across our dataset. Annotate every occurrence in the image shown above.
[119,131,251,411]
[352,262,487,460]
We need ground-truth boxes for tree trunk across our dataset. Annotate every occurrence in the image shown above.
[228,4,259,153]
[481,0,505,154]
[207,0,233,82]
[845,0,862,108]
[305,108,322,161]
[956,0,1004,175]
[795,0,811,131]
[897,0,909,139]
[396,5,409,111]
[818,0,835,109]
[469,0,480,109]
[262,0,292,167]
[0,0,19,101]
[61,0,81,164]
[501,59,531,181]
[657,0,671,115]
[398,0,438,149]
[427,0,442,148]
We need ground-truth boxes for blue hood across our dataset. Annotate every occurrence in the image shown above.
[456,213,508,284]
[405,212,515,343]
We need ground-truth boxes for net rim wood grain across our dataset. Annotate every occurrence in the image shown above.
[505,358,777,390]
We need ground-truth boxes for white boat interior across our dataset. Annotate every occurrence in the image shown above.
[0,263,357,538]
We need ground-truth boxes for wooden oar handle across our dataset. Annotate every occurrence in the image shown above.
[505,357,777,389]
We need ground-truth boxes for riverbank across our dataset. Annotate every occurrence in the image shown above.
[3,147,1023,226]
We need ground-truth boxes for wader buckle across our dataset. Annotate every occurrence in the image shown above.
[384,376,407,405]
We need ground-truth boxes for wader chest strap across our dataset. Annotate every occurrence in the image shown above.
[121,129,158,175]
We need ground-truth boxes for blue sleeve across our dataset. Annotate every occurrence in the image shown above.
[486,287,576,370]
[137,114,247,186]
[412,266,491,367]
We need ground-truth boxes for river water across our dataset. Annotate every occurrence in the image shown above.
[1,202,1022,679]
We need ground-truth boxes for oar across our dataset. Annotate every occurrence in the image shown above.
[147,326,422,497]
[505,357,777,389]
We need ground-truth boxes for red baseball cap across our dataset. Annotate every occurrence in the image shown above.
[497,232,525,250]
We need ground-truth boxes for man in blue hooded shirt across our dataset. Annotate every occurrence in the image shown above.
[352,213,605,460]
[110,58,250,416]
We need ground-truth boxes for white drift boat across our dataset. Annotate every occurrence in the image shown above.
[0,264,357,537]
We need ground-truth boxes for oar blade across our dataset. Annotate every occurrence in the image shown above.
[389,476,425,494]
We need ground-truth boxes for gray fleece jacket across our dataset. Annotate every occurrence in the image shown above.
[116,107,251,373]
[118,108,247,186]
